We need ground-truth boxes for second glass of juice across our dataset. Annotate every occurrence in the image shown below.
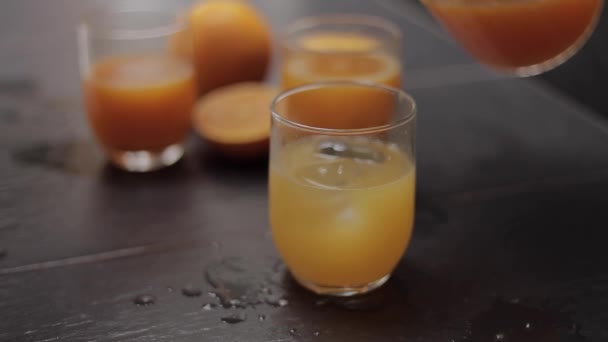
[79,9,197,172]
[269,82,417,296]
[281,14,402,88]
[280,15,402,129]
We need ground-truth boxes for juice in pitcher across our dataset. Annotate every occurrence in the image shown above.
[422,0,603,75]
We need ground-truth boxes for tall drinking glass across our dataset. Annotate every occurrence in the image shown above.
[421,0,604,76]
[78,9,197,172]
[269,82,417,296]
[281,14,402,89]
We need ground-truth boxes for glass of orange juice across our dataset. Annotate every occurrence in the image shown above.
[269,81,417,296]
[281,14,402,90]
[421,0,603,76]
[78,9,197,172]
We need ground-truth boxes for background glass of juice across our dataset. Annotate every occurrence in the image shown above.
[421,0,603,77]
[269,81,417,296]
[280,15,402,129]
[78,9,197,172]
[281,14,402,89]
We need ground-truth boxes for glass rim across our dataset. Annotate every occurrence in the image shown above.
[281,13,402,55]
[270,81,416,136]
[79,8,187,40]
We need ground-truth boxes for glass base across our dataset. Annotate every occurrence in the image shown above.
[107,143,184,172]
[294,273,391,297]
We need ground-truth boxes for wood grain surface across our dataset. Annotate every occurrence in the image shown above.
[1,1,607,341]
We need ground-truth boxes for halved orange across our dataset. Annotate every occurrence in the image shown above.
[193,82,277,160]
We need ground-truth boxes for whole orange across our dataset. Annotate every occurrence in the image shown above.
[185,0,272,94]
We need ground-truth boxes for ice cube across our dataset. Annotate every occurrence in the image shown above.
[316,139,386,163]
[296,159,363,189]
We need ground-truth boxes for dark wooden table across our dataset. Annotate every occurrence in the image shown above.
[2,1,608,341]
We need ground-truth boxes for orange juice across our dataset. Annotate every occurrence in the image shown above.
[423,0,602,72]
[282,32,401,89]
[279,83,398,131]
[84,54,197,151]
[270,137,415,287]
[281,32,401,129]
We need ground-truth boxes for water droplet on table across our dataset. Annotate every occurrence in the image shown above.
[467,299,580,341]
[289,328,298,336]
[166,286,174,293]
[315,298,331,307]
[205,257,287,308]
[258,314,266,322]
[566,322,593,341]
[314,331,321,336]
[181,284,202,297]
[202,303,217,311]
[265,295,288,307]
[133,294,156,306]
[228,298,246,308]
[221,312,247,324]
